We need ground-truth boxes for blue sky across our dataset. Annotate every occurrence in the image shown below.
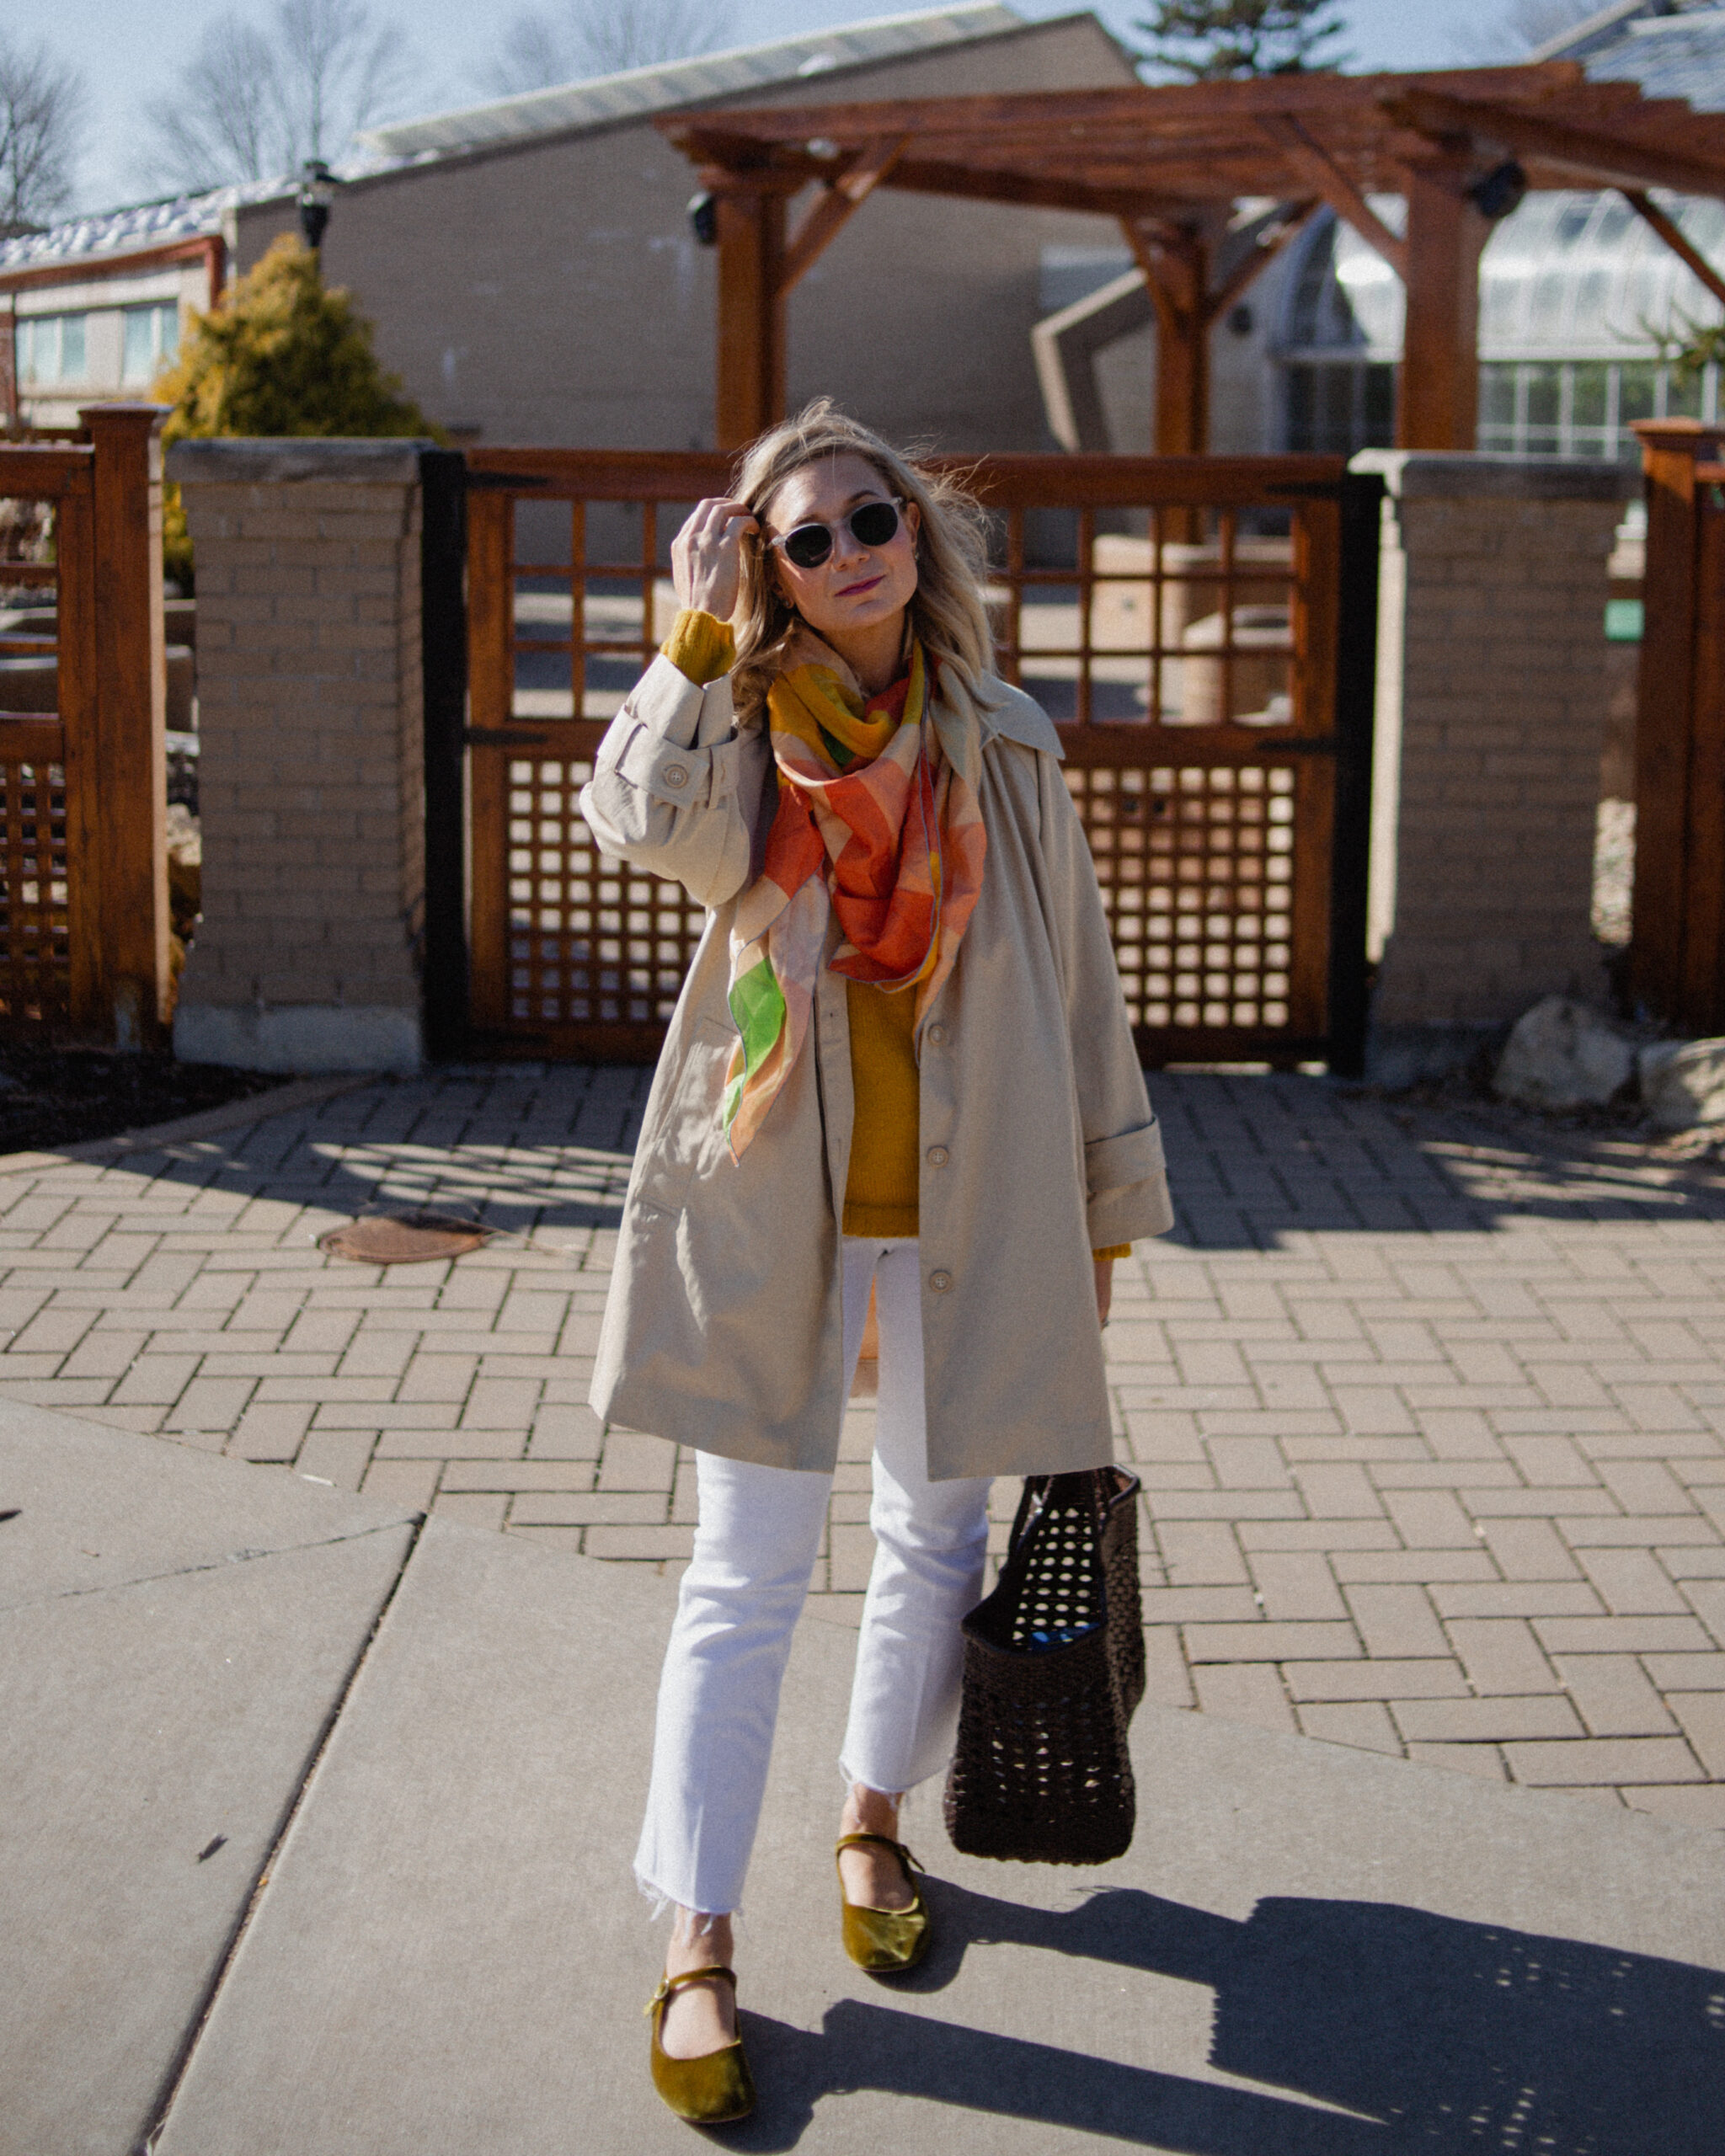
[57,0,1519,217]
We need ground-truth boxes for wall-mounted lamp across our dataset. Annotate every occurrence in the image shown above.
[688,190,718,247]
[298,160,337,252]
[1470,160,1527,222]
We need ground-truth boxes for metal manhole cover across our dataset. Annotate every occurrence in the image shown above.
[319,1212,492,1265]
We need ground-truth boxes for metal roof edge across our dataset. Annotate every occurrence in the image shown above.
[356,3,1026,159]
[1530,0,1679,64]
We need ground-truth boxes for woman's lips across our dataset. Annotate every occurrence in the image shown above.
[837,574,885,599]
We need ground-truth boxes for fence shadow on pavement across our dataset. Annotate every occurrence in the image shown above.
[1154,1074,1725,1252]
[56,1067,1725,1257]
[728,1885,1723,2152]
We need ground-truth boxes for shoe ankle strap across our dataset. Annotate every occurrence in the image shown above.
[835,1831,923,1870]
[648,1964,737,2012]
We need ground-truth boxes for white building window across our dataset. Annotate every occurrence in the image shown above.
[16,312,88,386]
[121,301,181,385]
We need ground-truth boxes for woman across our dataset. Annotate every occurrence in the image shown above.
[580,402,1172,2125]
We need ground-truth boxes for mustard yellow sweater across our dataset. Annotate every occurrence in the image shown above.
[660,611,1128,1257]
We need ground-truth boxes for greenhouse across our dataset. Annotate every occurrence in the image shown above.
[1281,187,1725,462]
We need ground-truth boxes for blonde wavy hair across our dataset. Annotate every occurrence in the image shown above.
[727,400,996,722]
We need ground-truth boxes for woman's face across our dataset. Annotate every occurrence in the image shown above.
[760,452,921,648]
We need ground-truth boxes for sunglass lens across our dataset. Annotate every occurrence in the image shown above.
[849,502,900,547]
[782,525,833,568]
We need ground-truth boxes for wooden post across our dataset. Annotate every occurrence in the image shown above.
[464,486,512,1036]
[713,179,788,452]
[80,403,169,1048]
[1123,220,1210,456]
[1631,419,1725,1023]
[40,449,103,1032]
[1397,161,1487,451]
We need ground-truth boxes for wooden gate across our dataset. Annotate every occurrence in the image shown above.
[459,450,1380,1070]
[0,407,169,1043]
[1631,419,1725,1033]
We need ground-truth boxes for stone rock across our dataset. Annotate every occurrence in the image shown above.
[1493,996,1635,1110]
[1637,1038,1725,1130]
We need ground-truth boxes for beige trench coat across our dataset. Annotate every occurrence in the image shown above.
[579,651,1175,1481]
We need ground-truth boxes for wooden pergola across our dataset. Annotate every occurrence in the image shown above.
[659,61,1725,454]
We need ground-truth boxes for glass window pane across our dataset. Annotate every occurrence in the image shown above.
[60,313,85,380]
[157,302,180,366]
[1479,364,1516,432]
[1319,364,1354,452]
[1620,363,1658,428]
[1285,364,1315,451]
[122,308,155,383]
[1363,364,1395,446]
[1667,365,1705,419]
[1572,362,1609,429]
[1529,270,1568,342]
[14,318,32,384]
[1525,365,1560,430]
[1524,364,1560,452]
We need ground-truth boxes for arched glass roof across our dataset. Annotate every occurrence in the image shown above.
[1279,189,1725,364]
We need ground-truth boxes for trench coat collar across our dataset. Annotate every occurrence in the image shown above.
[933,663,1065,770]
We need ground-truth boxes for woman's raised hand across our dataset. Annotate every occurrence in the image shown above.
[671,497,759,623]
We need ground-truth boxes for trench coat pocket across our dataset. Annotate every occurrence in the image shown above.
[636,1016,736,1215]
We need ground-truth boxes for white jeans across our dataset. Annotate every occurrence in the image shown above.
[633,1236,992,1917]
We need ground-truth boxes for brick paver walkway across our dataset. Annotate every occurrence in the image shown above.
[8,1066,1725,1826]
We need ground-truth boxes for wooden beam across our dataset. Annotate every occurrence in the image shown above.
[1381,86,1725,201]
[1201,198,1321,326]
[780,136,908,294]
[660,66,1594,154]
[1397,160,1487,451]
[1621,188,1725,315]
[713,182,788,452]
[1258,114,1407,280]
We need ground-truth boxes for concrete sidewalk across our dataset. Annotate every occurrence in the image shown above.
[6,1400,1723,2155]
[0,1066,1723,1815]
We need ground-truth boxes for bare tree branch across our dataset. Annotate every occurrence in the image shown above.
[484,0,737,96]
[136,0,419,194]
[273,0,414,165]
[0,33,86,232]
[140,18,280,192]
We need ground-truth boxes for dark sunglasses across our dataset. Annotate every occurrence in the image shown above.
[766,497,904,570]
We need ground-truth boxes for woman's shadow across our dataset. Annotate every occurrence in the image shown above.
[716,1881,1725,2152]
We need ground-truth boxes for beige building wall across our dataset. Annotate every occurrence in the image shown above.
[233,16,1138,454]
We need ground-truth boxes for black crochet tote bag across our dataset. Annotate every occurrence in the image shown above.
[943,1465,1146,1866]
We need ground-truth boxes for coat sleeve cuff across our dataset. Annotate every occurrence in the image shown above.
[614,718,740,808]
[1085,1121,1175,1246]
[1084,1121,1166,1198]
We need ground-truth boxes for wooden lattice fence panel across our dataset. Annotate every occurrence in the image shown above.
[461,450,1378,1068]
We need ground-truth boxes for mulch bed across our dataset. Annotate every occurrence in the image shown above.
[0,1045,286,1156]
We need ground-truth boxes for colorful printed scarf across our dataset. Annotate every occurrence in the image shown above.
[722,629,986,1158]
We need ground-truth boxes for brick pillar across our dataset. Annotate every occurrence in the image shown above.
[1352,452,1636,1084]
[166,440,429,1073]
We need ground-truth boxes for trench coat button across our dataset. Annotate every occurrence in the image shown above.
[929,1268,953,1292]
[927,1145,949,1166]
[662,761,689,789]
[926,1022,948,1045]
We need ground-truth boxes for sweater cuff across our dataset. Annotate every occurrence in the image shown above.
[1092,1244,1131,1262]
[662,607,735,686]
